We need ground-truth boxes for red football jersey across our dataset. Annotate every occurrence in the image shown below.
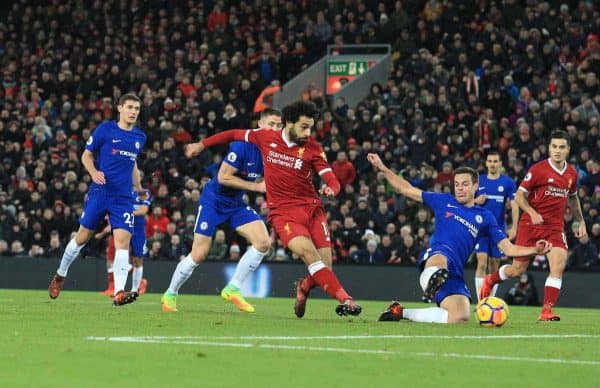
[518,159,578,230]
[245,129,332,209]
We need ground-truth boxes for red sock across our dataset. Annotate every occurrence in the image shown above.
[489,270,502,285]
[107,272,114,289]
[300,275,317,293]
[543,286,560,311]
[311,267,351,303]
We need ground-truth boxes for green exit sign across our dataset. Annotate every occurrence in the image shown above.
[328,61,370,76]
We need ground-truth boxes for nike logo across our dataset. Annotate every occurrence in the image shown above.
[447,204,458,208]
[112,139,122,143]
[479,187,485,190]
[247,162,255,166]
[270,143,277,148]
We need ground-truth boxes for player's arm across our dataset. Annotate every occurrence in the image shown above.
[506,199,519,240]
[218,163,266,193]
[367,153,423,203]
[497,238,552,258]
[132,162,142,192]
[568,193,587,239]
[514,189,543,224]
[81,149,105,184]
[312,148,341,197]
[133,204,149,216]
[184,129,250,158]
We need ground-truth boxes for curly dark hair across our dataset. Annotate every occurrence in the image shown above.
[281,100,318,125]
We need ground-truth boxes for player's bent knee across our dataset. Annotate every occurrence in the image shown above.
[253,238,271,254]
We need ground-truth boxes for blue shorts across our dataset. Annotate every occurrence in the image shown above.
[131,220,147,258]
[194,199,262,237]
[475,236,504,259]
[80,189,134,233]
[418,246,471,306]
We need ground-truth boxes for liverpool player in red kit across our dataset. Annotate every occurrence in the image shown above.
[185,101,361,317]
[480,130,587,321]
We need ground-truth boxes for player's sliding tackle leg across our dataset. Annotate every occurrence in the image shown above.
[49,226,93,299]
[379,253,471,324]
[221,221,271,313]
[288,236,361,318]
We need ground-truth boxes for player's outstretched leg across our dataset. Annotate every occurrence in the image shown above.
[48,274,65,299]
[335,299,362,317]
[221,284,255,313]
[378,301,404,321]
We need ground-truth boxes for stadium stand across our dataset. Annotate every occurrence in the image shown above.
[0,0,598,270]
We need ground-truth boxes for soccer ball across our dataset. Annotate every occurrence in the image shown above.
[476,296,509,327]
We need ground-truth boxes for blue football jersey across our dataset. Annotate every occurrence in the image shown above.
[422,192,507,271]
[201,141,264,207]
[133,189,152,225]
[476,174,516,228]
[85,121,146,197]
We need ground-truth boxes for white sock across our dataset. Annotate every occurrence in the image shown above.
[491,284,499,297]
[403,307,449,323]
[56,239,85,277]
[419,266,440,293]
[131,266,143,292]
[307,260,326,275]
[475,277,483,301]
[113,249,130,293]
[499,264,509,280]
[545,277,562,289]
[228,246,267,289]
[167,255,199,294]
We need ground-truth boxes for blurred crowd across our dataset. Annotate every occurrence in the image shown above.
[0,1,598,270]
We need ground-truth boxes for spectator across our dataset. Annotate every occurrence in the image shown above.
[332,151,357,190]
[228,244,241,261]
[207,230,228,261]
[504,273,539,306]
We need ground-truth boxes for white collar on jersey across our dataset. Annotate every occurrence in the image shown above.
[281,129,297,147]
[547,158,567,175]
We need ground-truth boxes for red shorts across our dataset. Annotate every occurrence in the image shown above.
[269,205,331,249]
[514,224,567,262]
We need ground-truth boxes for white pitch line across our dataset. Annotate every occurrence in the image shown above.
[85,336,600,366]
[87,334,600,341]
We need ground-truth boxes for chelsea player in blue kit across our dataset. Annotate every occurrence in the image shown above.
[161,109,282,313]
[367,153,551,323]
[49,94,146,306]
[130,188,152,296]
[473,151,519,301]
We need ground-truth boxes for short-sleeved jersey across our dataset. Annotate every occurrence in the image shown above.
[201,141,264,207]
[422,192,506,270]
[518,159,578,230]
[476,174,516,228]
[85,121,146,197]
[244,129,331,209]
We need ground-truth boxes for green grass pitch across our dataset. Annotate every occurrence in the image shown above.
[2,289,599,387]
